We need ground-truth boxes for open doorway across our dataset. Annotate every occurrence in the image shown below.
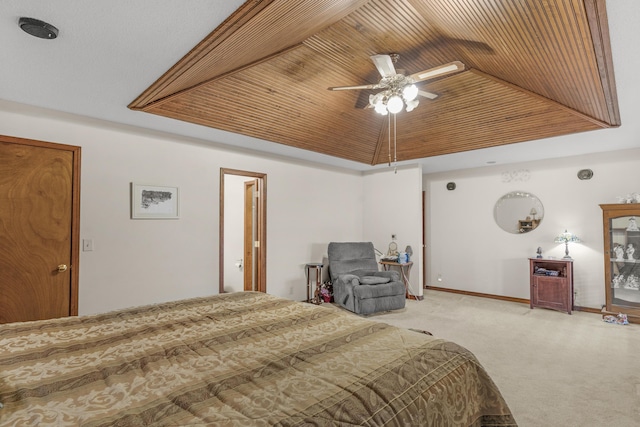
[220,168,266,294]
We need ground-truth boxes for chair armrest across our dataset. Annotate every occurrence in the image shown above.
[370,270,401,282]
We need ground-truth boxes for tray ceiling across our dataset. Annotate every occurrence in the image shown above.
[129,0,619,166]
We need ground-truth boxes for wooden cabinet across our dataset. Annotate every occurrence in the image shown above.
[529,258,573,314]
[518,219,540,233]
[600,204,640,323]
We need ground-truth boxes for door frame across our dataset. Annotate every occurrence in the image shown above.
[1,134,81,316]
[219,168,266,294]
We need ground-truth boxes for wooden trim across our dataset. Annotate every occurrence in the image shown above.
[243,180,256,291]
[219,169,225,294]
[128,0,276,109]
[70,143,81,316]
[425,286,529,305]
[470,69,614,129]
[576,305,605,315]
[426,286,604,316]
[408,295,424,301]
[584,0,621,126]
[133,44,303,112]
[219,168,267,294]
[422,190,426,297]
[0,134,81,316]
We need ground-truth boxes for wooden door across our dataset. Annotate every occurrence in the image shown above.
[0,135,80,323]
[243,180,257,291]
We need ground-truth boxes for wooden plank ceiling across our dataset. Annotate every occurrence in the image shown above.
[129,0,619,166]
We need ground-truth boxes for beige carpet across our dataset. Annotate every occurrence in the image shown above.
[335,290,640,426]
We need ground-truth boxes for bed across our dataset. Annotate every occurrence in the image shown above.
[0,292,516,426]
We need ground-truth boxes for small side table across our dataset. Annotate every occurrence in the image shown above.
[529,258,573,314]
[305,263,323,304]
[379,261,413,298]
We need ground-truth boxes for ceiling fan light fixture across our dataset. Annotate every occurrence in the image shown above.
[387,95,403,114]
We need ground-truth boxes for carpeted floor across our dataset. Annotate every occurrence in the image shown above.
[329,290,640,426]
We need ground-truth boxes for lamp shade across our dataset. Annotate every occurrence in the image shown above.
[554,230,581,244]
[554,229,581,259]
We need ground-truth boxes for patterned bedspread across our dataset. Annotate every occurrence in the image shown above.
[0,292,516,426]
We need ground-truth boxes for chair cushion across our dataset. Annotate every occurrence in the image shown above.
[359,276,390,285]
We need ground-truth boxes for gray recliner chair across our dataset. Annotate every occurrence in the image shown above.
[328,242,406,315]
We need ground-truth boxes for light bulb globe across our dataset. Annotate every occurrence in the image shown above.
[387,95,403,114]
[405,99,419,112]
[374,102,388,115]
[403,84,418,101]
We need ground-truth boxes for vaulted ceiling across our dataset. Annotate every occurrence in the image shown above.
[129,0,619,166]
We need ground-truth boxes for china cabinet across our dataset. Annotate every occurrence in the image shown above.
[600,204,640,323]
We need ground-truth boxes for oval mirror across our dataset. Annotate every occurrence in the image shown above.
[494,191,544,234]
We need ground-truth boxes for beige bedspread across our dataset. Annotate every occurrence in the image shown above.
[0,292,516,426]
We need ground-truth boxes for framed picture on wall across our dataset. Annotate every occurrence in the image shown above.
[131,183,179,219]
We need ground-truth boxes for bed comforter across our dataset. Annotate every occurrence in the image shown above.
[0,291,516,426]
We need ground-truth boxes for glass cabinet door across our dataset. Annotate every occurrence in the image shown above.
[601,204,640,320]
[609,216,640,304]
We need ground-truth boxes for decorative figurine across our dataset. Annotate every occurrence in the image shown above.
[612,274,624,288]
[626,243,636,261]
[402,245,413,262]
[536,247,543,258]
[614,244,625,261]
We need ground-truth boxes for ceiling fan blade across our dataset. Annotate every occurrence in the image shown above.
[409,61,465,82]
[329,83,378,91]
[418,90,438,100]
[370,54,397,77]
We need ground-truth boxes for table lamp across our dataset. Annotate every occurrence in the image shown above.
[554,229,581,259]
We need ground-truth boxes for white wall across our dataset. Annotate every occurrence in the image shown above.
[5,98,635,315]
[424,148,640,309]
[0,100,364,315]
[363,165,424,297]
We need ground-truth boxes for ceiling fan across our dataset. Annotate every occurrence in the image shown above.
[329,54,464,115]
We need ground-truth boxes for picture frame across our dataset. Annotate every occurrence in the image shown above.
[131,183,179,219]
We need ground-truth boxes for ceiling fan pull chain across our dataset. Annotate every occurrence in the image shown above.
[394,113,398,174]
[388,113,391,166]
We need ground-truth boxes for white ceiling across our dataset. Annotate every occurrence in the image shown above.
[1,0,639,173]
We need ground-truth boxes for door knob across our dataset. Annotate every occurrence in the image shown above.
[57,264,68,272]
